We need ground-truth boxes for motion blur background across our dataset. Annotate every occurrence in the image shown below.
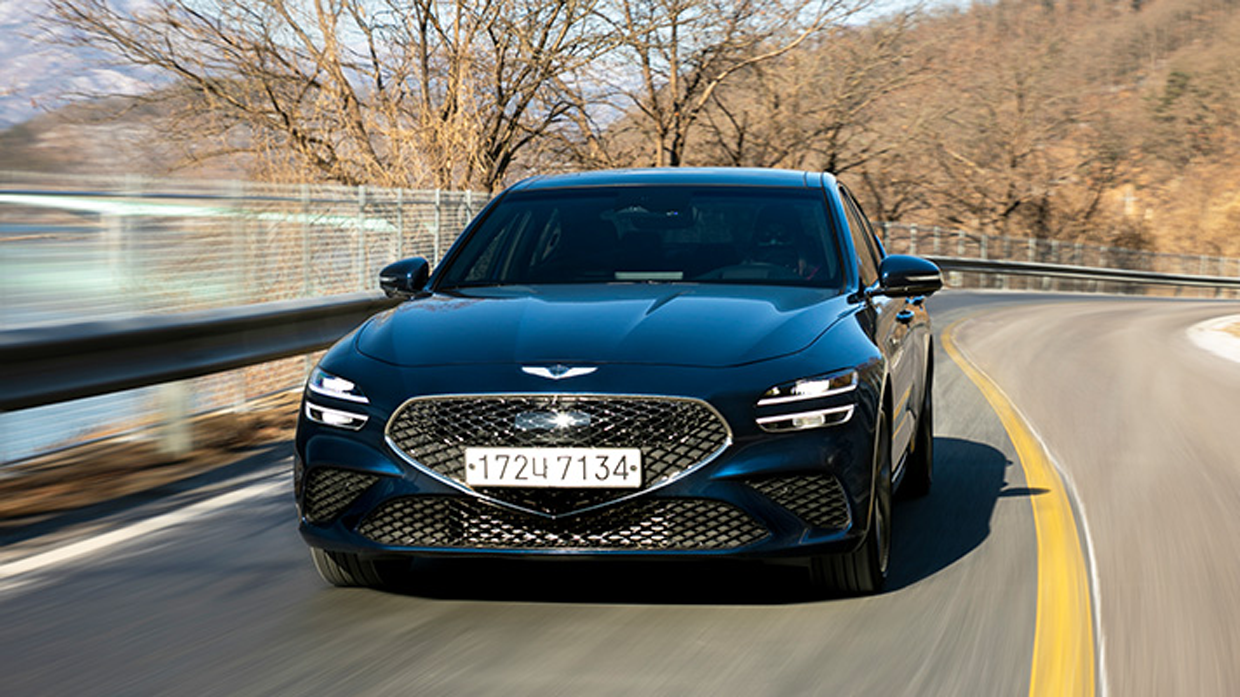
[5,0,1240,464]
[5,3,1240,696]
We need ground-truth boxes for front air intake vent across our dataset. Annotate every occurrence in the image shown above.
[746,475,851,530]
[358,496,768,551]
[302,468,379,524]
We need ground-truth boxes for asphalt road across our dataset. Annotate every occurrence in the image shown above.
[1,290,1237,696]
[952,293,1240,696]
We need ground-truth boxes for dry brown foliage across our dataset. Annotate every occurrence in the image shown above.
[32,0,1240,255]
[45,0,611,191]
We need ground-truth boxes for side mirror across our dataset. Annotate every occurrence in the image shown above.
[877,255,942,297]
[379,257,430,298]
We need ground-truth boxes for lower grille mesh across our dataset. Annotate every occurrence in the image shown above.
[746,475,851,530]
[358,497,768,550]
[303,468,380,524]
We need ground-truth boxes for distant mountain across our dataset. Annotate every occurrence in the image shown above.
[0,1,155,128]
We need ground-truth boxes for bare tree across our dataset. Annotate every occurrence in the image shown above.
[680,9,939,221]
[697,13,922,166]
[561,0,875,169]
[904,1,1128,241]
[45,0,606,191]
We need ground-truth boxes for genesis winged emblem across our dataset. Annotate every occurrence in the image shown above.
[521,364,598,380]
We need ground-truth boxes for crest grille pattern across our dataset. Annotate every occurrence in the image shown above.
[386,395,729,515]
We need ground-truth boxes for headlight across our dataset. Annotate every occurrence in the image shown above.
[304,367,371,430]
[756,370,857,432]
[307,367,369,404]
[758,371,856,406]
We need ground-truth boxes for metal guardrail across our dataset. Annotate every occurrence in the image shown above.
[5,257,1238,416]
[0,292,398,413]
[928,257,1240,291]
[3,254,1238,464]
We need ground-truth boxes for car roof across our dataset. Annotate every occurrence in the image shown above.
[510,167,838,192]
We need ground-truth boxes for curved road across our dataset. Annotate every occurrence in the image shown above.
[1,291,1237,696]
[951,293,1240,696]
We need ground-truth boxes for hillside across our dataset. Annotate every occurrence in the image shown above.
[0,1,151,128]
[668,0,1240,256]
[942,0,1240,257]
[1,0,1238,257]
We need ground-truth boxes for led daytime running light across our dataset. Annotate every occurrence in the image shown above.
[758,371,857,407]
[307,368,370,404]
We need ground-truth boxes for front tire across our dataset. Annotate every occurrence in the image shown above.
[310,548,404,588]
[810,413,891,595]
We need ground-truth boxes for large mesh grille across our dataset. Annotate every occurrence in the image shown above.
[386,395,729,515]
[357,496,768,551]
[746,475,851,530]
[302,468,380,524]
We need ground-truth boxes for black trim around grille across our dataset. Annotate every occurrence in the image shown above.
[385,395,730,516]
[357,496,768,551]
[303,468,380,524]
[746,475,851,530]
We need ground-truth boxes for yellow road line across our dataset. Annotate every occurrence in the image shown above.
[942,322,1096,697]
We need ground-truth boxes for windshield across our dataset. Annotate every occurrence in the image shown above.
[435,186,846,291]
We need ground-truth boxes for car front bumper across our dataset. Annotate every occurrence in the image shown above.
[295,405,878,561]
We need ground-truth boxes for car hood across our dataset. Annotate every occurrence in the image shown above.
[356,284,852,368]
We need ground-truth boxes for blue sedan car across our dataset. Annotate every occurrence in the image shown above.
[295,168,941,594]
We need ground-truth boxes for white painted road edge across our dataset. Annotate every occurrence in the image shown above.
[0,478,286,589]
[1188,315,1240,364]
[950,330,1110,697]
[1041,437,1111,697]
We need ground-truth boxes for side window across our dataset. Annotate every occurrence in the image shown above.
[840,188,880,287]
[850,192,886,259]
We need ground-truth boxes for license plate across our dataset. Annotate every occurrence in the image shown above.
[464,447,642,488]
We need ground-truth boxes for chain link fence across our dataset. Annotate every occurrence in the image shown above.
[0,170,486,328]
[0,172,488,464]
[880,223,1240,295]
